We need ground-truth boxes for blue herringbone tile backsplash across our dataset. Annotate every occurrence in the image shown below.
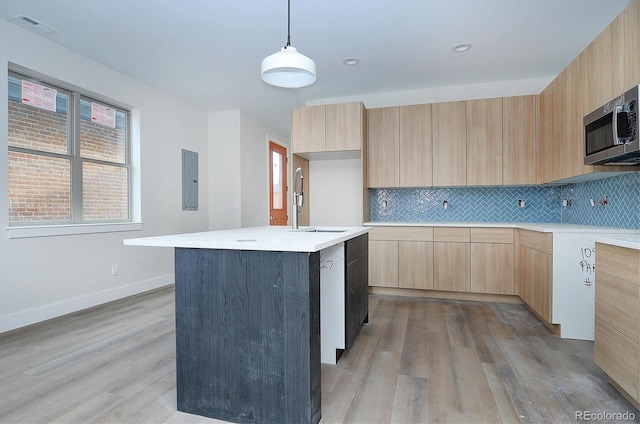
[560,173,639,229]
[369,172,639,229]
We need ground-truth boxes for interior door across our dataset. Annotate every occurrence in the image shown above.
[269,141,288,225]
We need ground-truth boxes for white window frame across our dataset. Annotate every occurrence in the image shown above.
[7,65,142,238]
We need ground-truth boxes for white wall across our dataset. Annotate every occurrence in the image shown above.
[208,110,242,230]
[208,109,288,230]
[240,111,288,228]
[0,20,209,332]
[309,159,363,226]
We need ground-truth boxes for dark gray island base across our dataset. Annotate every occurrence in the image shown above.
[174,247,321,424]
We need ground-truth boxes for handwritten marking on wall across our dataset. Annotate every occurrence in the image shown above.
[579,246,596,287]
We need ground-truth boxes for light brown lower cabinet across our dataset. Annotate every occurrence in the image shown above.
[434,241,470,292]
[471,228,514,295]
[369,240,398,287]
[471,243,514,294]
[399,241,434,289]
[369,226,515,296]
[594,242,640,408]
[368,227,433,288]
[515,230,553,323]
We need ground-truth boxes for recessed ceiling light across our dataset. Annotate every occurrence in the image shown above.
[343,58,360,66]
[452,43,472,53]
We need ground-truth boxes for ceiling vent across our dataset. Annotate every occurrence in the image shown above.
[13,15,59,34]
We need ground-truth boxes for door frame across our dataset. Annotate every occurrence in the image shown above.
[267,137,289,226]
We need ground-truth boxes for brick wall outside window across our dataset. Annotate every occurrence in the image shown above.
[8,150,71,222]
[8,99,128,223]
[80,113,126,163]
[8,100,67,153]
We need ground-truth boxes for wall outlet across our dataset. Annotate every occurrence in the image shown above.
[111,264,119,276]
[517,199,525,208]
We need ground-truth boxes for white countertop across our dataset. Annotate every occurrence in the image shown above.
[592,234,640,250]
[123,226,371,252]
[364,221,640,234]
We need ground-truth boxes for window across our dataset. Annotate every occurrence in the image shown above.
[8,70,131,227]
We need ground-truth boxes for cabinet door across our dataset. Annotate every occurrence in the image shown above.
[466,98,503,186]
[432,101,466,186]
[399,241,434,290]
[518,245,552,322]
[399,104,432,186]
[595,319,639,400]
[291,105,325,154]
[367,107,399,187]
[368,240,398,287]
[595,271,640,342]
[434,242,470,292]
[345,234,369,349]
[503,96,537,185]
[471,243,514,294]
[325,102,363,152]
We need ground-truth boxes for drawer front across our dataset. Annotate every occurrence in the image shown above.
[595,270,640,342]
[516,229,552,254]
[596,243,640,284]
[594,319,639,400]
[471,228,514,244]
[368,226,434,241]
[434,227,470,243]
[346,233,368,264]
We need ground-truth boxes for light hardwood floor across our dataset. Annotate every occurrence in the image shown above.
[0,286,638,423]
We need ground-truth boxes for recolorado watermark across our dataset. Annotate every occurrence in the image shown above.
[575,410,636,421]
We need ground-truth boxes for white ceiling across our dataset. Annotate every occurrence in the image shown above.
[0,0,632,135]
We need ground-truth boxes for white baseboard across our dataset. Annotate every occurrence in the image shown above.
[0,274,174,333]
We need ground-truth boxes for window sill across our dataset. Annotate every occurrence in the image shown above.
[7,222,143,239]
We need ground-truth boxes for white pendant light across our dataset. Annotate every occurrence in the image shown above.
[261,0,316,88]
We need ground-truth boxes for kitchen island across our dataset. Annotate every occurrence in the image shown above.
[124,226,370,424]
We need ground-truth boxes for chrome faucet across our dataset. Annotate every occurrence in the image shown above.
[292,167,304,229]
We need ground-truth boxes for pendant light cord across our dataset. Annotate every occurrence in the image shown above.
[286,0,291,47]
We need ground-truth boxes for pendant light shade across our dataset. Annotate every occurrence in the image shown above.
[261,0,316,88]
[261,46,316,88]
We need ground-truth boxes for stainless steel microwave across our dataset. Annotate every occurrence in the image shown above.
[584,84,639,165]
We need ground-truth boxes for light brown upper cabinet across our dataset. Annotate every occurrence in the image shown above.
[466,98,503,186]
[585,0,639,114]
[291,102,365,154]
[399,104,432,186]
[538,1,639,183]
[367,107,399,187]
[367,105,432,188]
[503,96,538,185]
[325,102,365,152]
[291,105,325,154]
[432,101,466,186]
